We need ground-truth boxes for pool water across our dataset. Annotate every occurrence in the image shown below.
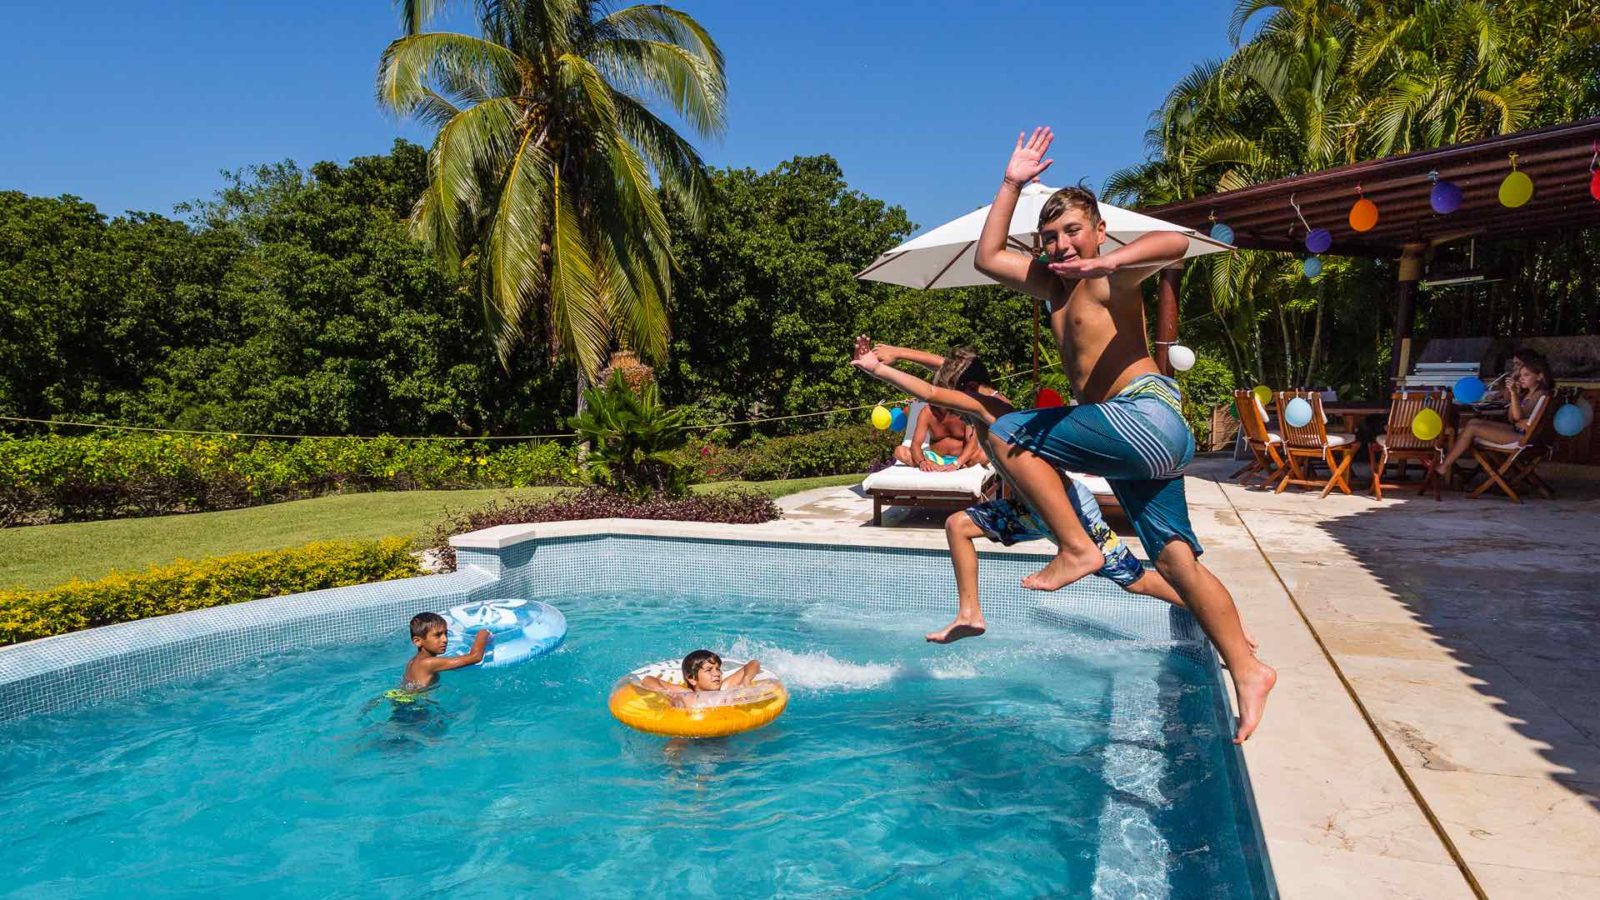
[1,591,1263,898]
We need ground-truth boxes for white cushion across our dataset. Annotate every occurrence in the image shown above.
[1264,432,1283,443]
[1325,432,1356,447]
[862,463,993,498]
[1477,439,1522,451]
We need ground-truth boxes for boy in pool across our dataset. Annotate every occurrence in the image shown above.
[972,126,1274,741]
[401,612,492,691]
[640,650,761,705]
[852,337,1255,649]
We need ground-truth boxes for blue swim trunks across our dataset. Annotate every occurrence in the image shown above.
[965,480,1146,587]
[987,373,1204,558]
[922,448,961,467]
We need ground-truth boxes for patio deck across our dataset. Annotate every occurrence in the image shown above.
[774,458,1600,898]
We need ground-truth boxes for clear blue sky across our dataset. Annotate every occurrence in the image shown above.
[0,1,1242,233]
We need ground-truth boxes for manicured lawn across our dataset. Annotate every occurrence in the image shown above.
[0,475,863,591]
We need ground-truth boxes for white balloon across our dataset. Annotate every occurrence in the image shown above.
[1168,344,1196,372]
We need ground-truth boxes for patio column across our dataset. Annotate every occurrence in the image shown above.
[1155,263,1182,376]
[1390,242,1427,384]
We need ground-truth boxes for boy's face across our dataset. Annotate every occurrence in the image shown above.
[1039,208,1106,268]
[413,625,449,655]
[687,659,723,691]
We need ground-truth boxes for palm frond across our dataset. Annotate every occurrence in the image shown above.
[590,37,727,137]
[376,31,523,115]
[547,168,609,377]
[413,96,523,266]
[481,130,556,365]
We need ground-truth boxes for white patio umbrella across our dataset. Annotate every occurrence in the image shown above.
[855,182,1232,289]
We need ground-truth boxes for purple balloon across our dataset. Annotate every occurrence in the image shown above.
[1305,228,1333,254]
[1431,180,1463,215]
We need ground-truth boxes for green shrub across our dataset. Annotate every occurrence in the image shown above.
[688,425,899,481]
[1177,355,1236,447]
[0,538,422,646]
[569,373,695,499]
[0,434,578,525]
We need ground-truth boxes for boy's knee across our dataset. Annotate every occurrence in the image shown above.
[945,511,972,534]
[1153,540,1199,579]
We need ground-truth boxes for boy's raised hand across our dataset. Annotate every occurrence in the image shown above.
[1004,127,1054,187]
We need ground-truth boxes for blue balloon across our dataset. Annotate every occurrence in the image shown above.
[1305,228,1333,254]
[1303,257,1323,278]
[1554,403,1586,437]
[889,406,907,431]
[1453,376,1486,404]
[1431,180,1463,215]
[1285,397,1314,428]
[1210,222,1235,245]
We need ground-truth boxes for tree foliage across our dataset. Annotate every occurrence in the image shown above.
[1106,0,1600,396]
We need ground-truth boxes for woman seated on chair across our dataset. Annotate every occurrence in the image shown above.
[1439,356,1554,472]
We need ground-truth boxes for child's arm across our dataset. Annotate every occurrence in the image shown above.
[872,341,945,372]
[721,660,760,688]
[639,674,686,694]
[1048,231,1189,286]
[852,348,995,423]
[974,128,1058,302]
[420,630,492,676]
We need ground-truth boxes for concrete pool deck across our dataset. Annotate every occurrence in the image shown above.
[769,459,1600,899]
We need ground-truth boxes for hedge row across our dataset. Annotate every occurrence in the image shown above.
[0,538,422,646]
[0,434,577,524]
[1,426,897,526]
[688,425,901,482]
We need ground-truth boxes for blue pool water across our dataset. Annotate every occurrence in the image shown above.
[1,590,1264,897]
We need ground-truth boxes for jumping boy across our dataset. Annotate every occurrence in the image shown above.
[401,612,492,691]
[852,337,1256,649]
[972,127,1275,742]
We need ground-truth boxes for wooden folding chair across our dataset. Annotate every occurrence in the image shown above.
[1230,389,1286,487]
[1465,394,1556,503]
[1274,390,1359,498]
[1370,390,1452,501]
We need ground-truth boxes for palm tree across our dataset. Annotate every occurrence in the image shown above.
[377,0,726,407]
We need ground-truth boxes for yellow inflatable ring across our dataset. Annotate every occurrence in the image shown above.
[608,659,788,738]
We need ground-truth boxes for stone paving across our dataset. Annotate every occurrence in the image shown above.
[775,458,1600,898]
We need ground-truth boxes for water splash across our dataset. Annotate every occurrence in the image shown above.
[726,638,900,691]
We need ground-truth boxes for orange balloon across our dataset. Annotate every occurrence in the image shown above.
[1349,198,1379,232]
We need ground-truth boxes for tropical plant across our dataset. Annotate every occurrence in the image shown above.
[376,0,727,403]
[568,371,693,497]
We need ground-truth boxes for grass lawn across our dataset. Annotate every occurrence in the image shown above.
[0,475,863,591]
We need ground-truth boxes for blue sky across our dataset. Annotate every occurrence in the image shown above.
[0,1,1241,233]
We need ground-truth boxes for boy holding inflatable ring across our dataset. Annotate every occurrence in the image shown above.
[639,650,761,707]
[401,611,491,691]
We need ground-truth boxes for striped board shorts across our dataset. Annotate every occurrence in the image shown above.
[987,374,1203,558]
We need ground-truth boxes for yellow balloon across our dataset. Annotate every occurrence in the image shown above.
[1498,171,1533,208]
[871,405,892,430]
[1411,408,1443,441]
[1252,385,1273,408]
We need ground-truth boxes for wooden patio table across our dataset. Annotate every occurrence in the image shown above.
[1320,402,1388,435]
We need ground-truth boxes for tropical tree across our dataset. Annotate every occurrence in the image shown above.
[376,0,727,407]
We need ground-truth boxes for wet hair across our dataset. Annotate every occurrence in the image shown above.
[932,347,993,392]
[1038,183,1102,231]
[682,649,721,682]
[410,612,447,640]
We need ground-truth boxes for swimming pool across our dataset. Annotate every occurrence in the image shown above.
[0,528,1273,897]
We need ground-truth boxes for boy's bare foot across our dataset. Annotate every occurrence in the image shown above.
[926,616,987,643]
[1020,547,1105,592]
[1231,660,1277,743]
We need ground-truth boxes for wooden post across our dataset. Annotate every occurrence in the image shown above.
[1155,264,1182,376]
[1391,243,1427,385]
